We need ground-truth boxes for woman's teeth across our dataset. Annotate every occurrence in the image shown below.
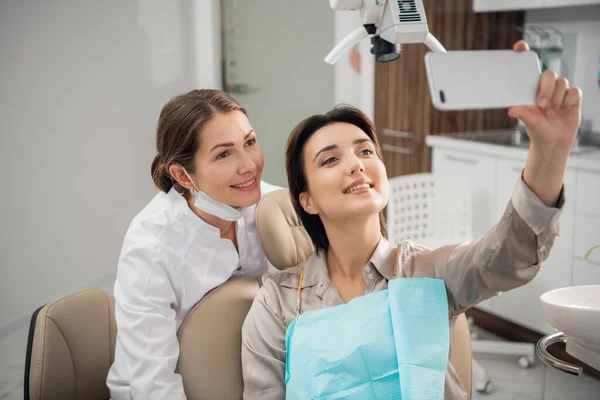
[232,178,255,188]
[344,183,371,194]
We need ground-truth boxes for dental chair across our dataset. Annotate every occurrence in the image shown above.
[24,188,472,399]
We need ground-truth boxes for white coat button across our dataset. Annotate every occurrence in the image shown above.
[365,265,371,272]
[539,245,547,253]
[368,273,374,280]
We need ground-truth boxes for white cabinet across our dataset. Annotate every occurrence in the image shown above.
[429,138,600,333]
[573,215,600,263]
[474,0,543,12]
[493,158,526,221]
[576,170,600,217]
[431,149,496,239]
[572,170,600,285]
[492,164,576,334]
[573,258,600,286]
[474,0,600,12]
[432,149,497,312]
[545,0,600,7]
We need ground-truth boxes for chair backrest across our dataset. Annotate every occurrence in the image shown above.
[387,173,473,248]
[450,313,472,395]
[175,276,260,400]
[25,288,117,400]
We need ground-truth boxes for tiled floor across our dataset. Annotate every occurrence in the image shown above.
[2,293,599,400]
[471,352,600,400]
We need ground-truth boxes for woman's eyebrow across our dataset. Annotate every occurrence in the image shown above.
[312,138,373,162]
[209,130,254,153]
[353,138,372,145]
[313,144,338,162]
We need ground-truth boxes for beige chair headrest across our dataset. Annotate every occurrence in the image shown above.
[255,188,314,270]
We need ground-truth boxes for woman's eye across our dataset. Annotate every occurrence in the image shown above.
[216,151,230,160]
[322,157,337,166]
[245,139,256,147]
[359,148,374,156]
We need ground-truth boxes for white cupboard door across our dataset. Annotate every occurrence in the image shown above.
[574,215,600,264]
[432,150,496,238]
[431,149,496,312]
[493,158,527,222]
[576,169,600,218]
[573,258,600,286]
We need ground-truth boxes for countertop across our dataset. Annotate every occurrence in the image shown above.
[426,132,600,173]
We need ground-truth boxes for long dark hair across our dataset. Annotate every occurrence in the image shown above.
[285,105,387,254]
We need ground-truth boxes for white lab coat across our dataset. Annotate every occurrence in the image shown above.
[107,181,279,400]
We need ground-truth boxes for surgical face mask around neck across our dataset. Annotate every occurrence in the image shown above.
[182,168,247,222]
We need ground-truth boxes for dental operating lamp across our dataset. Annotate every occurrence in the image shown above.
[326,0,446,64]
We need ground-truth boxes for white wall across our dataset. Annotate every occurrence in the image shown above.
[220,0,335,187]
[0,0,369,335]
[333,11,376,121]
[0,1,213,335]
[333,12,362,107]
[193,0,222,89]
[526,4,600,132]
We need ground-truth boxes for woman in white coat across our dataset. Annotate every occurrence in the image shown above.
[107,89,278,399]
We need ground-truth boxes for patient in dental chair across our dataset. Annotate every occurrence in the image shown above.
[241,41,581,400]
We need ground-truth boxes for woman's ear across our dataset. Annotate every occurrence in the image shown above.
[299,192,318,215]
[169,164,194,191]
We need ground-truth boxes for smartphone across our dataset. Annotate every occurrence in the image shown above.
[424,50,541,110]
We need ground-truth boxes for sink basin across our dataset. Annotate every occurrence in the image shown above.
[541,285,600,370]
[451,129,600,155]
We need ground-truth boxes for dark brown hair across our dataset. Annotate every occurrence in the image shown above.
[285,105,387,254]
[151,89,246,193]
